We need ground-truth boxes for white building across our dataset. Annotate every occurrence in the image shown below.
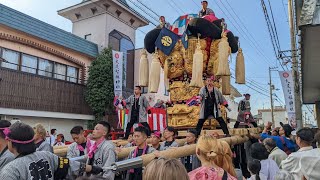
[257,106,288,127]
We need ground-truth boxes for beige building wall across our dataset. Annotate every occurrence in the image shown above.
[72,14,108,49]
[258,109,288,127]
[105,14,136,45]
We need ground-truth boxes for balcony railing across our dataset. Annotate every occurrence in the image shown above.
[0,67,92,115]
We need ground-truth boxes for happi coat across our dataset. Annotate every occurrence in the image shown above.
[124,95,149,123]
[199,87,228,120]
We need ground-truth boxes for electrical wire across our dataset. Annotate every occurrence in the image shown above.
[213,0,273,66]
[219,0,274,65]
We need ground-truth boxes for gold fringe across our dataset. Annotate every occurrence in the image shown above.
[235,48,245,84]
[149,52,161,93]
[189,38,204,88]
[138,49,149,87]
[216,32,231,76]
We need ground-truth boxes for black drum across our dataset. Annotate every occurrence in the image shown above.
[144,28,161,53]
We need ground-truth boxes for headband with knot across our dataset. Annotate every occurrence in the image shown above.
[0,128,34,144]
[152,131,161,139]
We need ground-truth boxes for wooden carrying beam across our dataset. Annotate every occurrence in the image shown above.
[54,128,260,157]
[117,135,250,161]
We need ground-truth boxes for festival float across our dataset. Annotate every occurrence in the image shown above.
[53,14,254,162]
[140,13,246,129]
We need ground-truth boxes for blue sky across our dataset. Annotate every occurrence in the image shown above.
[0,0,315,123]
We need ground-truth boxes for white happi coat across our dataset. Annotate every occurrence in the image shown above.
[124,95,149,123]
[67,140,94,159]
[159,140,179,151]
[36,141,53,153]
[199,87,227,119]
[90,139,116,179]
[0,151,83,180]
[0,148,14,169]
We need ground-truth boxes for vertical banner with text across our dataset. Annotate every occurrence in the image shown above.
[112,50,123,97]
[279,71,296,128]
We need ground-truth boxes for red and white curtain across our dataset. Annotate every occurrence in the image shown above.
[118,108,167,132]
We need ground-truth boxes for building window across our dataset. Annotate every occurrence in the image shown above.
[67,66,78,83]
[0,47,80,83]
[1,49,19,70]
[38,58,53,77]
[84,34,92,41]
[21,54,37,74]
[54,63,67,80]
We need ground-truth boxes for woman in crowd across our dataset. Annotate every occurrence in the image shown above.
[144,158,189,180]
[160,126,179,150]
[33,123,53,152]
[188,135,237,180]
[250,143,279,180]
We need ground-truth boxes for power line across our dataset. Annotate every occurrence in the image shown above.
[126,0,158,26]
[171,0,186,15]
[221,0,275,64]
[166,0,184,15]
[267,0,282,51]
[281,0,289,23]
[213,0,274,66]
[231,75,270,98]
[136,0,161,18]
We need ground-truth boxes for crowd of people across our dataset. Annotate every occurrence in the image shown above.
[0,117,319,180]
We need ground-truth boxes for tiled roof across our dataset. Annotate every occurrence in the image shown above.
[0,4,99,58]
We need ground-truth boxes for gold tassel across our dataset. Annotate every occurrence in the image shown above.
[235,48,245,84]
[222,75,231,95]
[149,52,161,93]
[139,49,149,87]
[189,36,204,88]
[163,59,170,91]
[216,32,231,76]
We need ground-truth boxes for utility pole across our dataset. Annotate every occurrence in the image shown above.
[269,67,275,127]
[288,0,303,129]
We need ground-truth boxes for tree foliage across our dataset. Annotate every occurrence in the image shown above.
[85,48,114,127]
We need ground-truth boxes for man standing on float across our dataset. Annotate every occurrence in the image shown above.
[122,86,151,139]
[196,76,230,136]
[198,1,214,17]
[234,94,257,128]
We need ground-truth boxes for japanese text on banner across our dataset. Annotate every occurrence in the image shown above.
[112,50,123,96]
[279,71,296,128]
